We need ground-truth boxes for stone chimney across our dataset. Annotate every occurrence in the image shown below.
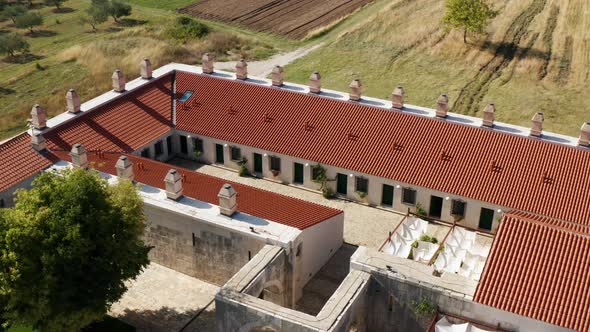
[115,156,134,181]
[530,112,544,137]
[164,169,183,200]
[391,86,404,109]
[218,184,237,217]
[70,144,88,169]
[271,65,284,87]
[236,59,248,80]
[436,94,449,118]
[31,133,46,152]
[30,104,47,129]
[202,53,214,74]
[578,122,590,147]
[309,71,321,94]
[140,58,152,79]
[112,69,126,92]
[482,103,495,128]
[66,89,81,114]
[349,79,362,101]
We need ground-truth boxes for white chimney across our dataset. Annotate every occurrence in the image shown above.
[235,59,248,80]
[530,112,544,137]
[202,53,214,74]
[578,122,590,147]
[70,144,88,169]
[31,133,46,152]
[112,69,126,92]
[271,65,284,87]
[115,156,134,181]
[349,79,362,101]
[391,86,404,109]
[309,71,321,94]
[66,89,81,114]
[164,169,183,200]
[436,94,449,118]
[30,104,47,129]
[218,184,237,217]
[140,58,152,79]
[482,103,495,128]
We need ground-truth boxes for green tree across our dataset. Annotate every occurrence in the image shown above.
[80,3,108,31]
[109,0,131,22]
[0,4,27,24]
[443,0,497,43]
[44,0,66,10]
[15,11,43,33]
[0,168,151,331]
[0,33,29,57]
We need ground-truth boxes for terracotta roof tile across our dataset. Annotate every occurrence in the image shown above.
[52,150,342,230]
[474,211,590,331]
[0,133,57,192]
[174,71,590,225]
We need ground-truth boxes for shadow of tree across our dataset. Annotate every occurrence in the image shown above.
[118,18,148,27]
[478,40,549,61]
[181,308,217,332]
[115,306,201,332]
[0,28,10,35]
[52,7,76,13]
[0,87,16,95]
[106,27,123,33]
[25,30,58,38]
[3,53,44,64]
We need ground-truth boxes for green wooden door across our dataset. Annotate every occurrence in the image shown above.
[293,162,304,184]
[215,144,224,164]
[479,208,495,231]
[253,153,263,174]
[336,173,347,195]
[382,184,394,206]
[429,196,443,218]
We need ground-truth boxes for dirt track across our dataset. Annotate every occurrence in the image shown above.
[179,0,374,39]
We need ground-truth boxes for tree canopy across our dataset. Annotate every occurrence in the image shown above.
[81,3,109,31]
[0,4,27,24]
[443,0,497,43]
[15,11,43,33]
[0,33,29,57]
[109,1,131,22]
[0,168,150,331]
[44,0,66,10]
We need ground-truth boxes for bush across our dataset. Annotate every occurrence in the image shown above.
[322,186,335,199]
[419,234,438,244]
[206,31,241,54]
[412,298,437,316]
[165,16,209,43]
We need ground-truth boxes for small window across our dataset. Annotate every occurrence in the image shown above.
[141,148,150,159]
[451,200,466,217]
[178,91,193,103]
[193,138,203,154]
[154,141,163,157]
[166,136,173,154]
[0,198,4,208]
[231,146,241,161]
[312,165,323,181]
[355,177,368,193]
[270,156,281,172]
[402,188,417,205]
[180,135,188,154]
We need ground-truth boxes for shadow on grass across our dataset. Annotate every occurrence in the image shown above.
[478,40,549,61]
[2,53,44,64]
[25,30,57,38]
[0,87,16,95]
[52,7,75,14]
[106,27,123,33]
[117,18,148,27]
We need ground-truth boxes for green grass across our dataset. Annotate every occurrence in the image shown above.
[7,326,34,332]
[125,0,197,10]
[5,316,134,332]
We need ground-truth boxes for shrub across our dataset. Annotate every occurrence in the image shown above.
[412,298,437,316]
[0,32,29,57]
[322,186,335,199]
[356,191,367,199]
[415,203,428,216]
[165,16,209,43]
[206,31,241,54]
[419,234,438,244]
[237,157,249,177]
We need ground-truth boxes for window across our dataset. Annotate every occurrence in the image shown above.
[166,136,173,154]
[154,140,163,157]
[179,135,188,154]
[141,148,150,159]
[0,198,4,208]
[270,156,281,172]
[451,200,466,217]
[355,177,368,193]
[312,165,323,181]
[402,188,417,205]
[231,146,241,161]
[193,137,203,155]
[178,91,193,103]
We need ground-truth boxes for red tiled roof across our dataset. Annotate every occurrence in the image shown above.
[474,211,590,331]
[174,71,590,225]
[52,150,342,230]
[45,73,173,152]
[0,133,57,192]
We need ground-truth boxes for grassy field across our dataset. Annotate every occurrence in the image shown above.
[125,0,197,10]
[284,0,590,136]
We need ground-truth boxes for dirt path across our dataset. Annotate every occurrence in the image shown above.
[215,43,323,77]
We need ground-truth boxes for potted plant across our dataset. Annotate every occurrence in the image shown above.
[271,169,280,177]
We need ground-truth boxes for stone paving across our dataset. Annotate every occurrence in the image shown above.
[170,159,406,249]
[110,263,219,332]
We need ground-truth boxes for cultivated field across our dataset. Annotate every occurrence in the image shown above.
[285,0,590,136]
[179,0,374,39]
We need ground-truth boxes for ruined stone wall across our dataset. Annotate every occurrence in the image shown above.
[144,203,265,286]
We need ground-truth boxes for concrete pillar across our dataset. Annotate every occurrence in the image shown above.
[262,153,270,178]
[31,133,46,152]
[349,79,362,101]
[186,135,195,157]
[236,59,248,80]
[579,122,590,147]
[441,196,452,222]
[309,71,321,94]
[391,86,404,109]
[482,103,495,128]
[140,58,152,79]
[271,65,284,87]
[202,53,214,74]
[30,104,47,129]
[112,69,126,92]
[223,144,230,166]
[303,163,312,187]
[218,184,237,217]
[436,94,449,118]
[347,174,356,200]
[164,169,183,200]
[66,89,81,114]
[530,112,544,137]
[115,156,134,181]
[70,144,88,169]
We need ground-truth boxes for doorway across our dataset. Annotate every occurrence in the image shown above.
[479,208,494,231]
[429,195,443,219]
[293,162,304,184]
[382,184,394,206]
[336,173,347,195]
[215,144,224,164]
[253,153,263,175]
